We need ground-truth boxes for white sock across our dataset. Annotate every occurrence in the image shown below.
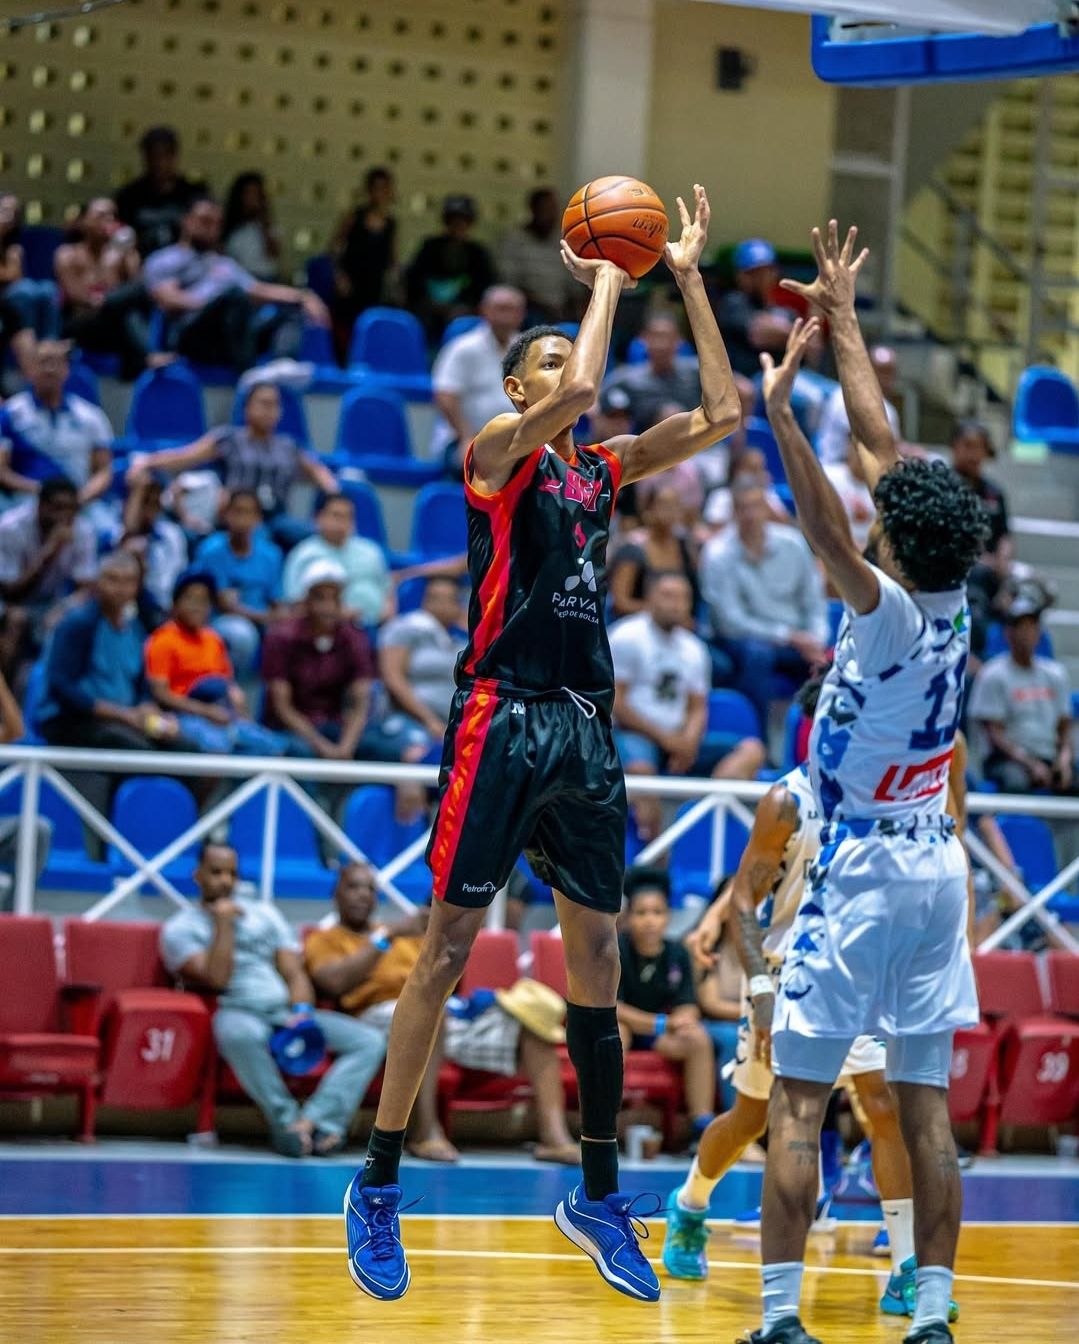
[913,1265,953,1328]
[678,1156,718,1212]
[882,1197,915,1274]
[762,1261,804,1331]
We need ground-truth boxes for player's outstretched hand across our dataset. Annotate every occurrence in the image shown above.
[559,241,636,291]
[760,316,820,410]
[779,218,869,315]
[664,183,710,280]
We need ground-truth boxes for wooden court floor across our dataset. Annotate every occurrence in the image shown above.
[3,1215,1077,1343]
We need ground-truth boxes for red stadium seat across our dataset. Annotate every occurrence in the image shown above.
[948,1021,997,1125]
[997,1018,1079,1128]
[972,950,1046,1021]
[64,920,212,1113]
[1046,952,1079,1018]
[529,930,568,999]
[0,915,99,1140]
[457,930,519,995]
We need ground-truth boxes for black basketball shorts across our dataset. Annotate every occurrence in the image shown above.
[426,682,627,915]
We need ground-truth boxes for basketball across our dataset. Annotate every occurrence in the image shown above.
[561,176,669,280]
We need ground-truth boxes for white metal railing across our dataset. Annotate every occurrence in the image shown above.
[0,745,1076,952]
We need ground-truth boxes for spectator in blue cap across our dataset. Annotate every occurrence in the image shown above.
[716,238,794,378]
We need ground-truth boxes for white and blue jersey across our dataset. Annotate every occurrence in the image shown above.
[0,390,113,490]
[809,564,969,825]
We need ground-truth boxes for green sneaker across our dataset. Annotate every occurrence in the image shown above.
[661,1186,710,1280]
[880,1257,959,1323]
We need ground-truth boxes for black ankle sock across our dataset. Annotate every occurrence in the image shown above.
[565,1003,622,1202]
[361,1125,406,1189]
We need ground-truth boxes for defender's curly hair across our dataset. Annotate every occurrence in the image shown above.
[874,457,988,592]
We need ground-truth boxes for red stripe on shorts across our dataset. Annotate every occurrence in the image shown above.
[428,685,498,901]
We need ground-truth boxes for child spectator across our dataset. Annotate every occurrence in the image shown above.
[282,492,390,626]
[196,489,283,678]
[144,570,284,756]
[617,867,717,1150]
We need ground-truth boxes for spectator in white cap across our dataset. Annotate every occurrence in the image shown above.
[260,558,428,764]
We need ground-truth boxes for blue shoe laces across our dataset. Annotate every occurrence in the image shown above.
[359,1193,421,1263]
[604,1192,662,1246]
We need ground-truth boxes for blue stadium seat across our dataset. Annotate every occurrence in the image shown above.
[982,622,1054,661]
[348,306,432,399]
[1013,366,1079,453]
[827,598,845,646]
[395,577,427,614]
[409,482,466,560]
[124,362,207,447]
[296,323,337,368]
[231,383,311,448]
[669,801,750,907]
[332,384,441,486]
[625,336,695,365]
[780,700,807,772]
[20,225,65,281]
[64,360,101,407]
[107,777,198,892]
[743,415,786,484]
[0,778,111,893]
[229,789,334,898]
[440,315,484,347]
[706,688,763,742]
[344,786,431,904]
[19,661,47,745]
[996,814,1059,902]
[338,479,389,550]
[304,254,337,309]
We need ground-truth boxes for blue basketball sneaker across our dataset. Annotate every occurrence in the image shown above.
[871,1226,890,1258]
[880,1256,959,1322]
[661,1187,710,1280]
[734,1196,834,1234]
[343,1177,410,1300]
[554,1184,661,1301]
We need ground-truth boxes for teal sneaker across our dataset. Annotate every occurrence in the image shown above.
[880,1257,959,1323]
[661,1187,710,1280]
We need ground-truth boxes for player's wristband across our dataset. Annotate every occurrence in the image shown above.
[654,1014,667,1037]
[291,1001,313,1017]
[748,975,774,1000]
[370,928,392,953]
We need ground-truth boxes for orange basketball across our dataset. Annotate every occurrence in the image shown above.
[561,176,669,280]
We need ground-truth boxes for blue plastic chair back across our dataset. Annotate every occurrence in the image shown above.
[669,802,750,905]
[335,384,412,460]
[706,688,762,740]
[230,790,322,864]
[297,323,336,367]
[349,307,428,377]
[344,786,432,902]
[339,479,390,549]
[1014,366,1079,441]
[20,661,47,743]
[440,315,484,347]
[108,777,198,883]
[396,577,427,614]
[125,363,207,443]
[409,482,466,559]
[305,254,337,309]
[996,814,1057,892]
[65,360,101,407]
[780,700,807,772]
[20,225,65,280]
[743,415,785,484]
[827,599,845,646]
[231,382,310,448]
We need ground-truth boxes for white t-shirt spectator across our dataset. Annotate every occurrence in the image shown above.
[379,609,465,721]
[700,523,829,646]
[815,385,901,465]
[0,499,98,604]
[610,613,711,736]
[431,323,515,459]
[160,898,298,1014]
[969,652,1071,763]
[823,461,877,552]
[0,390,113,491]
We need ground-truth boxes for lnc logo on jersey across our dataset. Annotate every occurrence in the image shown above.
[540,468,601,511]
[873,747,954,804]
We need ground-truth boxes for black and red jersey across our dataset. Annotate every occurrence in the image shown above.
[458,441,622,712]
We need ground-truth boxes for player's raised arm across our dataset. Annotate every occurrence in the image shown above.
[762,319,880,615]
[609,185,741,486]
[781,220,900,491]
[470,256,630,491]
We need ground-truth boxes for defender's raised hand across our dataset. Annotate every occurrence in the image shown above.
[760,316,821,409]
[779,219,868,314]
[664,184,710,280]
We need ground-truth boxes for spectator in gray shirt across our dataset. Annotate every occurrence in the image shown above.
[969,600,1074,795]
[602,315,700,432]
[160,840,386,1157]
[378,575,466,742]
[700,484,829,730]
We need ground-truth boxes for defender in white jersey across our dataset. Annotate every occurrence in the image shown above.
[664,755,931,1319]
[739,223,989,1344]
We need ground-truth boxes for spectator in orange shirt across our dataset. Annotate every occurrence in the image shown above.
[144,569,286,756]
[305,862,579,1165]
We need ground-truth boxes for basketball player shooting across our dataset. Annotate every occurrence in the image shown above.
[740,222,989,1344]
[344,184,741,1305]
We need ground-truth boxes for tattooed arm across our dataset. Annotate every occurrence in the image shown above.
[729,781,801,1063]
